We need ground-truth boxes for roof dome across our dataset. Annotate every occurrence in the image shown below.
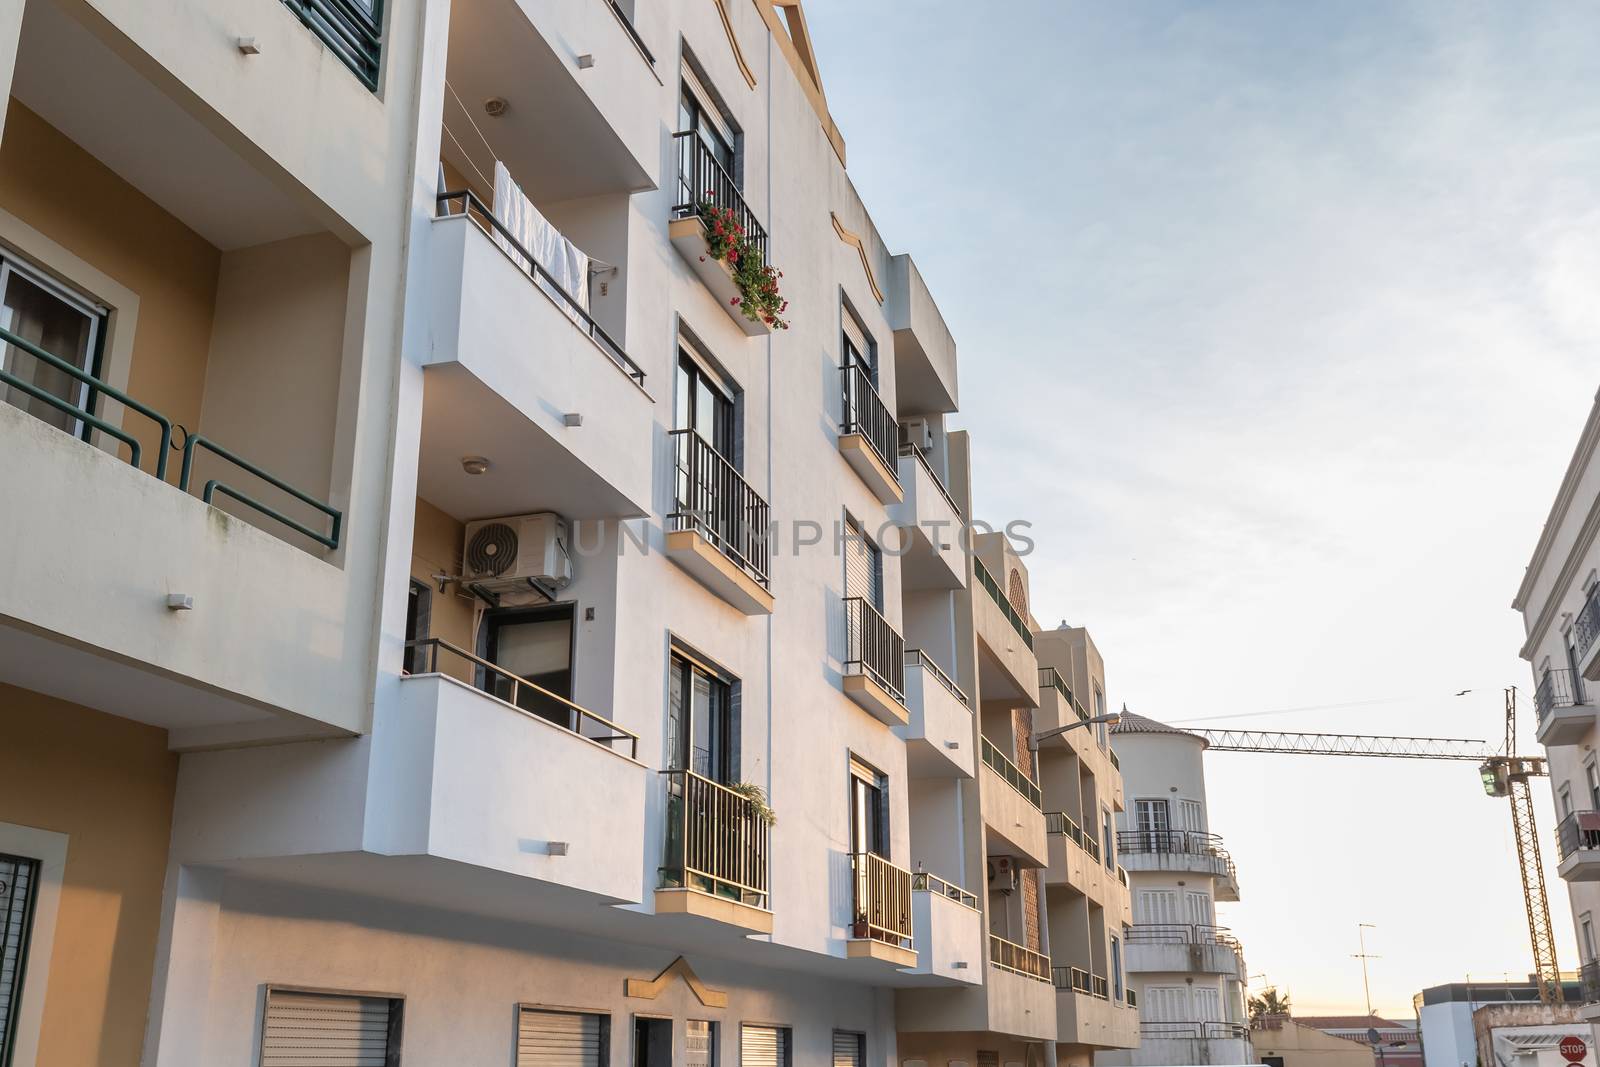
[1110,710,1208,746]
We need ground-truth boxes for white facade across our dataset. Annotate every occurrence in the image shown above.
[1101,715,1252,1067]
[1513,388,1600,1019]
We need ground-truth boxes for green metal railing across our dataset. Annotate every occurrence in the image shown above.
[281,0,383,91]
[1038,667,1089,722]
[973,556,1034,651]
[981,735,1042,809]
[1110,748,1120,770]
[1,325,342,550]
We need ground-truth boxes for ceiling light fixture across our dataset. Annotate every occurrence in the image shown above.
[483,98,509,117]
[462,456,491,476]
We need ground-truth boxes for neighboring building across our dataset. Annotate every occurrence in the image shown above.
[0,3,1143,1067]
[1297,1015,1422,1067]
[1471,1003,1593,1067]
[1102,713,1252,1066]
[1513,389,1600,1021]
[1253,1015,1379,1067]
[1416,978,1587,1067]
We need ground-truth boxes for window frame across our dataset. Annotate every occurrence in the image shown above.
[668,643,739,784]
[0,253,108,444]
[848,757,889,859]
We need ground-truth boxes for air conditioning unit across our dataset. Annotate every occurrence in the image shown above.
[462,513,572,593]
[987,856,1018,893]
[899,417,934,453]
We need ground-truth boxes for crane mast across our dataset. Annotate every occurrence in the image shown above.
[1192,689,1561,1004]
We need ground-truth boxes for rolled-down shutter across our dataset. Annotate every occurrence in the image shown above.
[0,854,39,1058]
[260,989,394,1066]
[741,1024,788,1067]
[832,1031,864,1067]
[518,1008,604,1067]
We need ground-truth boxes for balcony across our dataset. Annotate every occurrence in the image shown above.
[376,640,646,904]
[1535,667,1593,746]
[903,873,983,985]
[843,598,908,726]
[1125,924,1246,977]
[666,429,774,614]
[848,853,917,969]
[992,933,1052,982]
[1557,811,1600,882]
[886,254,958,416]
[1037,668,1090,736]
[1577,586,1600,680]
[669,133,774,336]
[987,934,1058,1040]
[281,0,382,89]
[421,198,653,521]
[838,364,903,504]
[890,445,966,589]
[1117,830,1241,901]
[981,737,1048,867]
[973,556,1040,705]
[1581,959,1600,1004]
[1053,969,1139,1050]
[898,651,975,777]
[1139,1022,1253,1066]
[658,769,773,933]
[1044,813,1122,906]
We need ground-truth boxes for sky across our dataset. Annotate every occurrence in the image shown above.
[804,1,1600,1019]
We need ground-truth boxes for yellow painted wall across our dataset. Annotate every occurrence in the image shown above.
[0,684,178,1066]
[0,99,220,479]
[1255,1018,1378,1067]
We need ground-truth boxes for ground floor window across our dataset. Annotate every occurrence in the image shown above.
[260,988,402,1066]
[685,1020,716,1067]
[832,1030,864,1067]
[0,853,39,1066]
[740,1024,790,1067]
[518,1007,608,1067]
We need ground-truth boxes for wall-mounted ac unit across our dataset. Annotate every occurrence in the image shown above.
[899,417,934,453]
[462,513,572,593]
[987,856,1018,893]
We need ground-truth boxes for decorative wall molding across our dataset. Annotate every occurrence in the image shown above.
[712,0,758,88]
[624,956,729,1008]
[831,213,884,305]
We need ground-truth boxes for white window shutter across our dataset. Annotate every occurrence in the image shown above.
[260,989,394,1067]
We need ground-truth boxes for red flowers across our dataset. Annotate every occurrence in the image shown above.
[693,199,789,330]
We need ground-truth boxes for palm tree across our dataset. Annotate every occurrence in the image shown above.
[1248,988,1292,1021]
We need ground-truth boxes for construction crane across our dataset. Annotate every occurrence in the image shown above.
[1194,688,1560,1004]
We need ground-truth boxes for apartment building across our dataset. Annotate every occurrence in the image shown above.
[1513,387,1600,1024]
[0,1,1146,1066]
[1103,714,1252,1066]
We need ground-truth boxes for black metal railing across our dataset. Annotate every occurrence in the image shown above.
[904,649,970,708]
[602,0,655,65]
[844,597,905,703]
[898,442,963,518]
[669,428,771,589]
[1052,966,1092,993]
[1581,959,1600,1004]
[851,852,913,948]
[672,132,768,266]
[660,769,770,908]
[1043,811,1101,862]
[282,0,383,90]
[1126,923,1242,950]
[1140,1022,1250,1041]
[1039,667,1089,722]
[436,190,645,385]
[981,735,1042,809]
[402,638,638,758]
[990,934,1051,982]
[1117,829,1237,881]
[1557,811,1600,861]
[840,363,898,481]
[1578,585,1600,660]
[1536,667,1585,721]
[911,870,978,909]
[973,556,1034,651]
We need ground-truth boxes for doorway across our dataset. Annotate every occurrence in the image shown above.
[634,1017,672,1067]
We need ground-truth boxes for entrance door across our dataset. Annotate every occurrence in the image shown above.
[633,1017,671,1067]
[482,605,574,727]
[850,763,886,857]
[1135,798,1170,852]
[0,258,104,438]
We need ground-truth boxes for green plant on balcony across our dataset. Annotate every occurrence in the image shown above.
[696,197,789,331]
[727,781,778,826]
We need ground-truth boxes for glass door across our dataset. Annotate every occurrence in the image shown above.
[481,605,574,727]
[0,258,104,439]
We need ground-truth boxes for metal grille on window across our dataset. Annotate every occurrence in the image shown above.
[517,1008,605,1067]
[0,854,39,1062]
[260,989,395,1067]
[832,1031,864,1067]
[740,1025,788,1067]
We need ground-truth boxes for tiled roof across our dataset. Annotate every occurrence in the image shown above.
[1299,1015,1412,1031]
[1111,710,1206,744]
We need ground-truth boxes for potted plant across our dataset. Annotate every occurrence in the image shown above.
[696,196,790,331]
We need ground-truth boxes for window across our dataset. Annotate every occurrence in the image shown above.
[1110,933,1124,999]
[1186,890,1213,926]
[680,69,736,178]
[481,604,575,727]
[518,1007,608,1067]
[849,759,888,857]
[1193,986,1223,1022]
[280,0,383,90]
[841,306,874,382]
[1101,807,1114,870]
[686,1020,717,1067]
[1588,759,1600,811]
[403,579,431,675]
[842,516,884,611]
[676,348,737,464]
[832,1031,865,1067]
[260,988,402,1066]
[1584,914,1598,961]
[1137,888,1181,925]
[1562,784,1575,818]
[1143,986,1189,1023]
[740,1025,790,1067]
[0,853,39,1064]
[0,256,104,440]
[1094,684,1107,749]
[1179,799,1205,832]
[668,647,737,783]
[1135,798,1169,848]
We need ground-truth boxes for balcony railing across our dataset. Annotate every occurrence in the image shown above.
[1581,959,1600,1004]
[669,428,771,588]
[282,0,383,90]
[899,442,963,518]
[1536,667,1585,721]
[0,324,343,549]
[602,0,655,65]
[403,638,639,758]
[1091,974,1110,999]
[661,769,771,908]
[1127,923,1242,950]
[851,852,913,949]
[840,363,899,482]
[672,131,768,266]
[436,190,646,385]
[1117,829,1237,880]
[844,597,905,703]
[973,556,1034,651]
[982,735,1042,809]
[1142,1022,1251,1041]
[1126,988,1138,1008]
[990,933,1051,982]
[905,649,970,708]
[1044,811,1102,862]
[1110,748,1120,770]
[1052,966,1092,993]
[1557,811,1600,862]
[1578,585,1600,661]
[1039,667,1089,722]
[911,870,978,909]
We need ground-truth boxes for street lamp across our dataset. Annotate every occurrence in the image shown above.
[1030,712,1122,751]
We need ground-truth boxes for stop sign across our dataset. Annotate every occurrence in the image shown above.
[1559,1036,1587,1063]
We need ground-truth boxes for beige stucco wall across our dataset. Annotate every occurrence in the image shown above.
[1254,1018,1376,1067]
[0,683,178,1066]
[0,98,219,474]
